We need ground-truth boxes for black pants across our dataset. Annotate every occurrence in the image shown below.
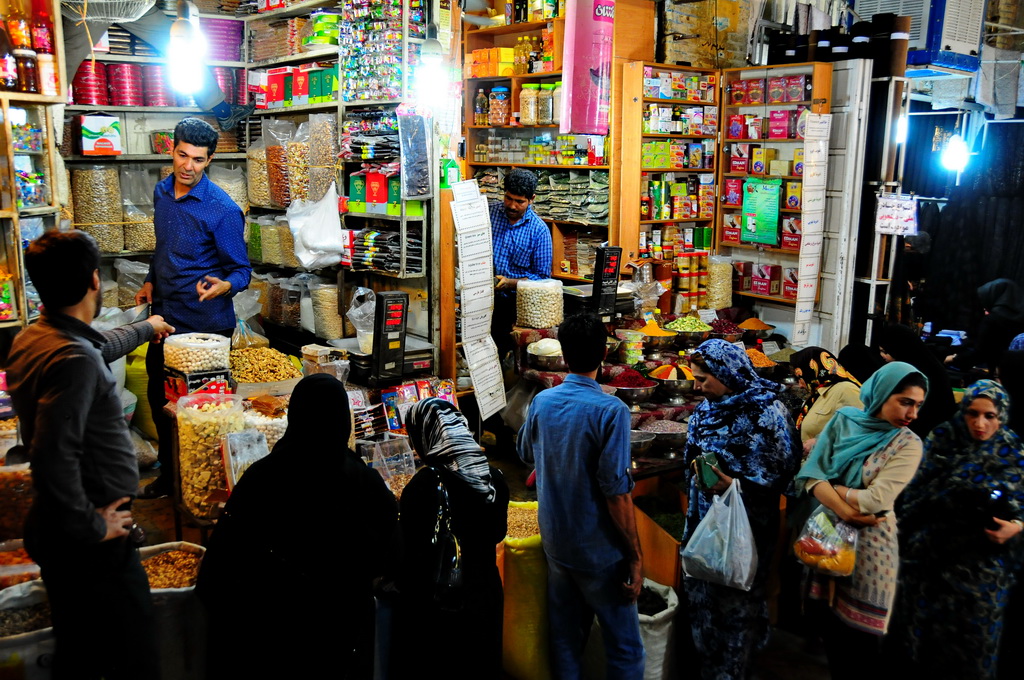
[491,292,517,362]
[33,536,159,680]
[146,328,233,475]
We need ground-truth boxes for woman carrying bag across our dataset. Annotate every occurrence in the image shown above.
[682,339,801,680]
[791,346,863,454]
[795,362,928,680]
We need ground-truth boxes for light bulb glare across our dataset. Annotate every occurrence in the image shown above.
[941,133,969,172]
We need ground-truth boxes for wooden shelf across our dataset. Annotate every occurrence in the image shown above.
[640,218,712,224]
[466,161,610,170]
[720,241,800,255]
[65,153,246,162]
[100,251,155,259]
[243,0,339,22]
[725,137,804,143]
[0,92,66,104]
[641,133,716,139]
[735,290,796,305]
[642,96,715,106]
[66,105,205,113]
[466,18,563,36]
[780,208,802,213]
[0,318,23,329]
[466,75,512,83]
[516,71,562,80]
[641,167,714,173]
[248,47,338,68]
[90,53,245,68]
[542,218,609,228]
[19,205,59,216]
[468,124,560,129]
[724,99,812,109]
[723,172,803,180]
[251,101,340,115]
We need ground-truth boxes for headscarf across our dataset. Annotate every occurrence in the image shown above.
[978,278,1024,324]
[791,346,861,430]
[797,361,927,490]
[837,343,885,384]
[1010,333,1024,351]
[274,374,353,456]
[405,398,495,501]
[878,324,956,438]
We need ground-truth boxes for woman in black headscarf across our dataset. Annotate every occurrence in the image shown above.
[393,398,509,679]
[196,374,399,678]
[838,343,886,384]
[878,324,957,438]
[953,278,1024,371]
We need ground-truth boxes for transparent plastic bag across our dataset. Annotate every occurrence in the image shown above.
[397,111,433,200]
[311,283,344,339]
[287,122,310,203]
[516,278,564,329]
[177,395,244,518]
[264,119,295,208]
[373,442,417,500]
[287,182,344,270]
[222,429,271,491]
[308,113,339,202]
[113,258,150,308]
[680,480,758,591]
[346,287,376,332]
[793,505,859,577]
[164,333,231,372]
[209,164,247,211]
[707,256,734,310]
[231,289,269,349]
[247,137,271,206]
[258,216,282,265]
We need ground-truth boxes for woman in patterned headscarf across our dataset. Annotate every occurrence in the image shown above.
[791,346,863,449]
[894,380,1024,679]
[682,339,801,680]
[394,398,509,680]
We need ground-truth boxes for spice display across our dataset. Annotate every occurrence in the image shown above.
[506,505,540,539]
[640,320,675,337]
[229,347,301,383]
[649,364,694,380]
[244,410,288,450]
[516,279,563,329]
[177,397,244,519]
[739,317,773,331]
[666,317,712,332]
[639,419,687,433]
[710,318,742,334]
[608,369,656,389]
[151,130,173,155]
[311,284,344,339]
[247,141,271,206]
[769,347,796,363]
[0,466,32,540]
[287,123,310,203]
[164,333,231,373]
[142,549,202,589]
[746,349,776,368]
[707,260,733,310]
[0,603,50,637]
[260,221,284,265]
[308,113,339,201]
[72,167,122,224]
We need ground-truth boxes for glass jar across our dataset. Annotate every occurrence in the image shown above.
[538,83,554,125]
[552,81,562,124]
[488,86,510,126]
[519,83,539,126]
[35,53,56,95]
[13,49,38,94]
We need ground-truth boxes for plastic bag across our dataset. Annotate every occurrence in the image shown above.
[502,501,551,680]
[372,442,416,499]
[247,217,262,263]
[286,122,310,203]
[286,182,344,270]
[707,256,733,310]
[209,164,247,211]
[221,429,271,491]
[231,289,269,349]
[257,216,282,265]
[397,111,433,200]
[516,279,563,329]
[310,283,344,339]
[113,258,150,309]
[680,480,758,591]
[247,137,271,207]
[501,380,540,432]
[346,287,376,332]
[793,505,858,577]
[308,113,339,202]
[264,119,295,208]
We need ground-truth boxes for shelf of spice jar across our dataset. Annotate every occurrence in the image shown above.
[467,18,564,36]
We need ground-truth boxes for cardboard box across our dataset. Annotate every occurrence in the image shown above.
[688,143,703,169]
[770,160,792,177]
[752,264,782,296]
[164,367,232,402]
[727,114,744,139]
[267,66,294,108]
[77,115,122,155]
[732,259,754,291]
[782,216,802,250]
[348,170,367,212]
[793,148,804,176]
[746,78,765,104]
[722,213,743,243]
[769,109,793,139]
[751,148,777,175]
[785,181,802,209]
[787,74,808,102]
[729,78,747,105]
[247,70,269,109]
[730,157,749,173]
[783,268,799,299]
[767,77,787,103]
[365,171,388,205]
[291,68,310,106]
[724,178,744,206]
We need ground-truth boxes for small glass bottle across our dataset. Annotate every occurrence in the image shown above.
[13,48,37,93]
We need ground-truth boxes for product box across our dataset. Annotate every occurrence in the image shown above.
[770,160,792,177]
[247,70,269,109]
[704,105,718,127]
[77,115,122,155]
[781,216,802,250]
[321,64,339,101]
[733,260,754,291]
[767,77,787,103]
[785,182,802,209]
[787,74,808,102]
[729,78,747,105]
[164,367,232,402]
[793,148,804,176]
[348,170,367,212]
[688,143,703,169]
[751,148,777,175]
[644,77,660,98]
[746,78,765,105]
[752,264,782,296]
[724,178,744,206]
[490,47,514,63]
[386,174,403,216]
[658,72,673,98]
[727,114,744,139]
[302,63,325,103]
[768,109,793,139]
[291,68,310,106]
[722,214,743,244]
[783,268,799,299]
[267,66,294,108]
[730,157,749,173]
[365,171,388,213]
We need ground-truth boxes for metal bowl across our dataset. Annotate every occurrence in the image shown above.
[656,377,694,405]
[643,333,678,350]
[755,365,777,378]
[614,384,657,411]
[645,350,678,363]
[674,330,711,348]
[527,352,568,372]
[630,430,656,456]
[652,429,687,454]
[710,332,743,343]
[742,326,776,342]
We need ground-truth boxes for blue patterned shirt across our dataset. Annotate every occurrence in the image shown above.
[489,202,552,281]
[518,374,635,571]
[148,174,251,333]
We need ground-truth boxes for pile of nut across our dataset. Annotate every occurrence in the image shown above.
[387,473,414,500]
[230,347,301,383]
[211,170,247,212]
[707,261,734,310]
[243,410,288,449]
[277,221,302,269]
[0,603,50,637]
[165,333,231,373]
[286,139,310,202]
[178,400,244,518]
[72,168,124,253]
[247,145,271,206]
[311,285,344,339]
[516,279,564,329]
[143,549,202,589]
[266,144,290,207]
[260,224,284,265]
[123,214,156,252]
[506,505,540,539]
[308,114,338,201]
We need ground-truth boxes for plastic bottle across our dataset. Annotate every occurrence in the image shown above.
[474,88,488,125]
[640,188,652,220]
[537,83,553,124]
[530,36,541,73]
[0,21,17,91]
[488,86,510,126]
[29,0,51,54]
[5,0,30,50]
[552,81,561,124]
[13,47,36,92]
[519,83,539,125]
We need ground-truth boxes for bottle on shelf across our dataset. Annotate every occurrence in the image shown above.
[513,37,523,75]
[474,88,488,125]
[537,83,553,124]
[5,0,30,50]
[13,47,37,93]
[0,19,18,91]
[29,0,51,54]
[640,189,652,220]
[552,80,561,124]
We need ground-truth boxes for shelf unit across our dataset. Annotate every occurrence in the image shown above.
[619,61,720,270]
[716,62,832,307]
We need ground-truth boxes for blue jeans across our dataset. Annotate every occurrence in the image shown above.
[546,557,645,680]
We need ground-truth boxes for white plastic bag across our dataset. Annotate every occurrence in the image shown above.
[285,182,344,270]
[680,479,757,591]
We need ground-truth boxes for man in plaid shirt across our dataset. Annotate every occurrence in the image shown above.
[490,168,553,358]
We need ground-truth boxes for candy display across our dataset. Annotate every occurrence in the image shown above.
[151,131,174,155]
[142,65,175,107]
[341,0,404,102]
[177,396,244,519]
[106,63,143,106]
[243,410,288,450]
[11,121,43,153]
[70,61,108,106]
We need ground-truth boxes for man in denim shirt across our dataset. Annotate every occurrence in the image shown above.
[518,313,645,679]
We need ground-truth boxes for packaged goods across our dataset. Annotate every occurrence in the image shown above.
[73,167,123,252]
[286,122,310,203]
[247,138,271,206]
[176,395,244,519]
[258,218,283,265]
[164,333,230,373]
[142,549,202,589]
[706,257,733,309]
[310,284,344,339]
[516,279,563,329]
[229,347,301,383]
[264,119,294,208]
[113,258,149,309]
[308,113,339,201]
[209,164,247,211]
[222,430,271,489]
[101,278,118,308]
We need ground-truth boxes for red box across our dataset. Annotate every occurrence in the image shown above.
[729,78,747,105]
[365,172,388,204]
[752,264,782,296]
[267,67,294,108]
[746,78,765,105]
[164,367,233,402]
[783,268,799,299]
[722,225,742,244]
[769,110,792,139]
[767,77,787,103]
[733,260,754,291]
[787,75,808,102]
[291,68,310,105]
[730,157,749,173]
[724,178,744,206]
[727,114,745,139]
[781,217,802,250]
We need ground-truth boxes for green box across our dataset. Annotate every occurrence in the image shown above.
[349,171,367,202]
[324,65,339,101]
[308,70,323,104]
[283,73,293,107]
[653,141,671,155]
[387,176,401,204]
[653,154,670,168]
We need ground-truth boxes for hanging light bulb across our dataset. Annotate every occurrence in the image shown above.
[941,133,969,172]
[415,23,447,112]
[168,1,207,94]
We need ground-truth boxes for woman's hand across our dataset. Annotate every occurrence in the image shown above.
[985,518,1024,545]
[841,511,885,528]
[709,466,733,494]
[802,438,817,460]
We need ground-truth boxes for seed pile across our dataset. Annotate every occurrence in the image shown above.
[287,140,310,202]
[639,419,686,433]
[230,347,301,384]
[247,145,271,206]
[506,505,540,539]
[165,333,230,373]
[143,550,202,589]
[516,279,563,329]
[666,317,711,332]
[266,144,290,207]
[707,261,733,310]
[739,317,773,331]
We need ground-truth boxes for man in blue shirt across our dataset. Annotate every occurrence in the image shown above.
[137,118,251,498]
[490,168,552,359]
[518,313,645,679]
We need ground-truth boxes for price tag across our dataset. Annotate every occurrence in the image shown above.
[732,341,746,350]
[761,341,781,355]
[698,309,718,323]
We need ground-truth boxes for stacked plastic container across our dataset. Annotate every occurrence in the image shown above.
[201,18,244,62]
[142,65,175,106]
[71,61,109,106]
[107,64,144,106]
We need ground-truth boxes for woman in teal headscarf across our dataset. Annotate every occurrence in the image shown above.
[794,361,928,680]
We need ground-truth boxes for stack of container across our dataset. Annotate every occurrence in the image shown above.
[142,65,176,107]
[201,18,245,62]
[71,61,109,106]
[107,64,144,106]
